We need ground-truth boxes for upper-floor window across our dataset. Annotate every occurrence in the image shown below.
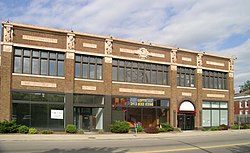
[177,67,195,87]
[245,101,249,108]
[240,101,244,108]
[202,70,227,89]
[112,59,169,85]
[75,54,102,80]
[13,48,64,76]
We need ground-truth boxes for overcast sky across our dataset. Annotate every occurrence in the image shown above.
[1,0,249,92]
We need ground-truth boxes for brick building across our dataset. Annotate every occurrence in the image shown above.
[234,90,250,124]
[0,22,235,131]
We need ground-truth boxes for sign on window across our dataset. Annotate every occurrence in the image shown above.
[51,109,64,119]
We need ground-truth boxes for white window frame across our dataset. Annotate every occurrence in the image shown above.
[245,101,249,108]
[240,110,243,115]
[239,101,243,108]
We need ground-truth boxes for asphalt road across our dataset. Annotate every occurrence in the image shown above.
[0,132,250,153]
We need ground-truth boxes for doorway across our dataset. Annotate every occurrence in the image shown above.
[177,113,195,130]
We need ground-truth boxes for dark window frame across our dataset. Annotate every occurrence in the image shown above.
[177,67,195,87]
[202,70,228,89]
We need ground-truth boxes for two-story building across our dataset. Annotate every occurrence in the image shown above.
[0,22,235,131]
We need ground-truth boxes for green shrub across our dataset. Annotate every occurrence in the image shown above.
[201,127,210,131]
[159,128,166,133]
[0,120,19,133]
[77,129,84,134]
[144,127,159,134]
[209,126,220,131]
[41,130,53,134]
[29,128,38,134]
[247,124,250,129]
[137,125,144,132]
[219,124,228,130]
[161,122,173,132]
[18,125,29,134]
[110,120,130,133]
[231,124,240,129]
[65,124,77,134]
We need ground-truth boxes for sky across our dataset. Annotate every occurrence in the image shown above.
[0,0,249,93]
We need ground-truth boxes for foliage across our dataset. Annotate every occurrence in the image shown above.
[77,129,84,134]
[231,124,240,129]
[219,124,229,130]
[209,126,220,131]
[110,120,130,133]
[144,127,159,134]
[239,80,250,92]
[247,124,250,129]
[18,125,29,134]
[41,130,54,134]
[65,124,77,134]
[29,128,38,134]
[137,125,144,132]
[158,128,166,132]
[160,122,174,132]
[0,120,19,133]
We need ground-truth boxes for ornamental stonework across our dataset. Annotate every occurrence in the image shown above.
[105,39,113,54]
[136,48,150,59]
[67,34,75,50]
[197,54,203,67]
[229,58,235,71]
[171,49,177,63]
[3,24,13,43]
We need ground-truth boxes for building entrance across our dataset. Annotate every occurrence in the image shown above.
[177,101,195,130]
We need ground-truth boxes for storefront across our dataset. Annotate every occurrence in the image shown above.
[111,97,170,128]
[177,101,195,130]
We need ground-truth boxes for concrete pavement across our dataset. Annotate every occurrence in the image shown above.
[1,129,250,141]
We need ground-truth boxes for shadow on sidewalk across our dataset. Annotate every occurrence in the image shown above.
[228,145,250,153]
[39,147,128,153]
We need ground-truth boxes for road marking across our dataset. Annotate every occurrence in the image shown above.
[128,142,250,153]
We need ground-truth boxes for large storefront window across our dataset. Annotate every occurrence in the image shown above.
[112,59,169,85]
[202,70,228,89]
[75,54,103,80]
[177,67,195,87]
[73,94,104,131]
[112,97,170,128]
[12,92,65,130]
[202,101,228,127]
[13,48,65,76]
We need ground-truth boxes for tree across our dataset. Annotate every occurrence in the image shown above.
[239,80,250,92]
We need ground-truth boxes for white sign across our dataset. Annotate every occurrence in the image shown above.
[51,110,64,119]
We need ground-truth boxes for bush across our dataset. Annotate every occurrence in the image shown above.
[41,130,53,134]
[98,129,105,134]
[159,128,166,133]
[29,128,38,134]
[65,124,77,134]
[247,124,250,129]
[209,126,220,131]
[219,124,228,130]
[18,125,29,134]
[161,122,173,132]
[77,129,84,134]
[110,120,130,133]
[144,127,159,134]
[137,125,144,132]
[0,120,19,133]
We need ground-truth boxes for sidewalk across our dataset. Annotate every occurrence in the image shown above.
[1,129,250,141]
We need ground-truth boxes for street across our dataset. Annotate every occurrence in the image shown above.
[0,131,250,153]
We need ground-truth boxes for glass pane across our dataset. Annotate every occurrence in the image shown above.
[202,102,211,108]
[15,48,22,55]
[151,64,157,70]
[82,63,88,78]
[75,63,80,77]
[220,110,228,125]
[112,67,117,81]
[49,60,56,76]
[157,71,163,84]
[58,61,64,76]
[212,102,220,108]
[89,64,95,79]
[185,74,190,86]
[41,59,47,75]
[97,65,102,80]
[138,69,144,83]
[220,102,228,108]
[24,49,31,56]
[49,104,64,129]
[58,53,64,60]
[158,65,162,71]
[163,72,167,85]
[23,57,31,73]
[119,67,125,81]
[41,52,48,58]
[113,59,118,66]
[14,56,21,73]
[90,57,95,63]
[32,51,39,57]
[190,75,195,87]
[83,56,88,62]
[160,100,169,107]
[92,108,103,130]
[205,76,209,88]
[151,70,156,84]
[126,68,131,82]
[32,58,39,74]
[132,68,138,82]
[75,55,81,62]
[202,110,211,127]
[30,93,46,102]
[12,103,30,127]
[145,70,150,83]
[126,61,132,68]
[180,74,185,86]
[177,74,180,86]
[50,52,56,59]
[31,103,48,128]
[119,61,125,67]
[97,58,102,64]
[212,110,219,126]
